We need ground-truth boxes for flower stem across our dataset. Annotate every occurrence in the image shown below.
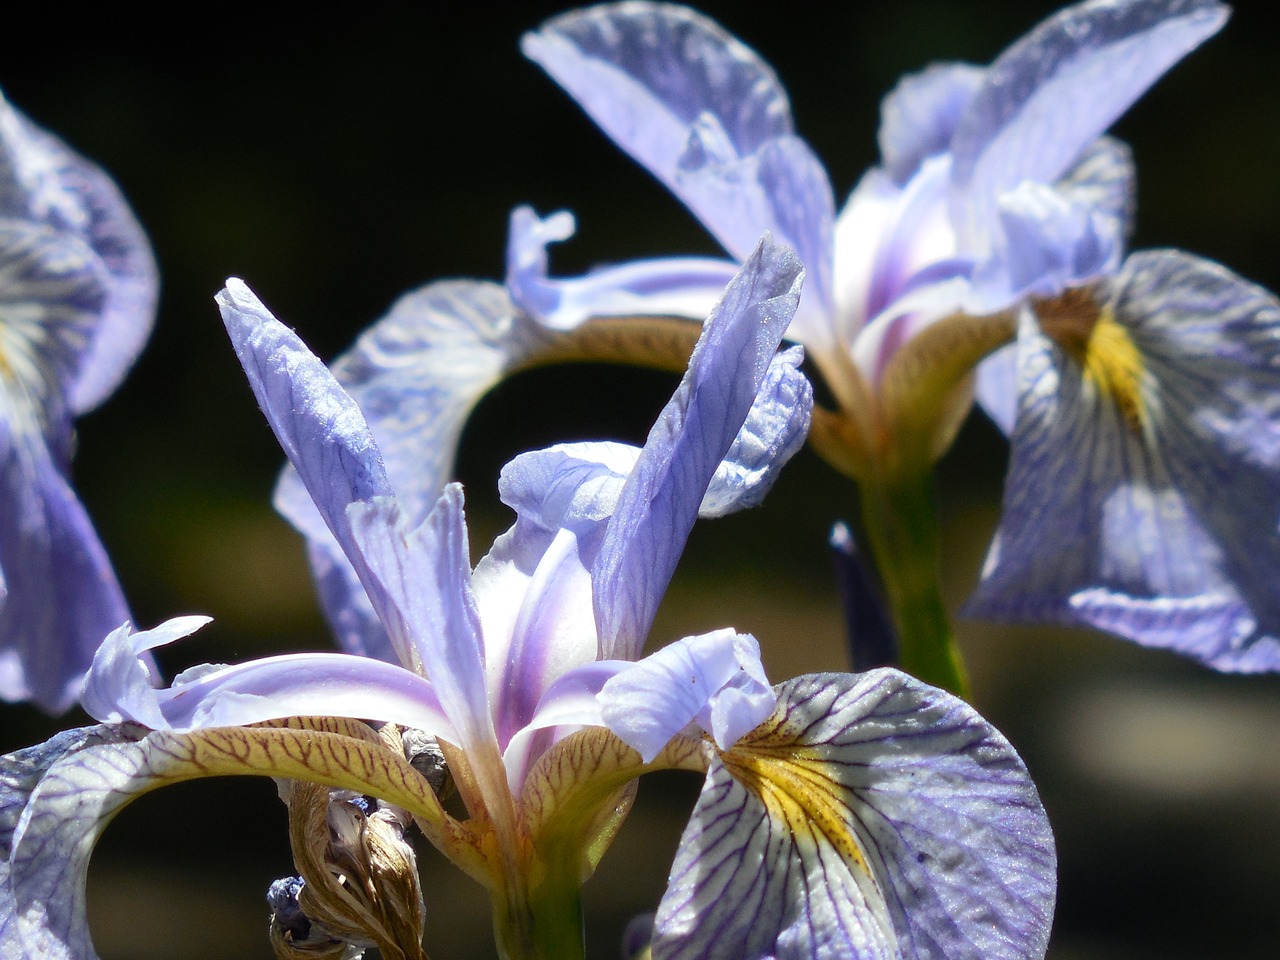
[859,467,969,698]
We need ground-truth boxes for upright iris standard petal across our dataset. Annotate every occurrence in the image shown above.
[218,279,419,668]
[348,487,495,751]
[653,671,1055,960]
[877,63,984,187]
[971,251,1280,670]
[272,279,532,662]
[593,235,805,659]
[523,3,835,323]
[948,0,1228,261]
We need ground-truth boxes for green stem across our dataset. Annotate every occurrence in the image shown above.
[859,467,969,698]
[492,880,586,960]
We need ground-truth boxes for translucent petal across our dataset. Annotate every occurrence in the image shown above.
[348,487,493,745]
[219,278,392,544]
[0,92,157,415]
[700,345,812,517]
[219,279,420,665]
[79,618,210,728]
[969,250,1280,670]
[600,630,774,762]
[0,223,132,713]
[593,236,804,660]
[652,671,1055,960]
[971,178,1125,308]
[270,279,546,660]
[949,0,1227,256]
[1,724,144,960]
[524,4,835,313]
[877,62,983,186]
[506,206,738,330]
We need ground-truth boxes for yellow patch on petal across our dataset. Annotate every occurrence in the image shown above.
[1036,290,1147,433]
[720,734,873,884]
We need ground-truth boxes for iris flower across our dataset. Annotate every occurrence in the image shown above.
[1,239,1053,959]
[0,90,157,712]
[380,0,1278,681]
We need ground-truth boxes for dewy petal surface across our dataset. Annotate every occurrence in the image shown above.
[593,235,804,659]
[653,671,1055,960]
[971,250,1280,670]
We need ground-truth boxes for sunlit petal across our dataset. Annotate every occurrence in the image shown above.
[970,250,1280,670]
[877,62,983,188]
[653,671,1054,960]
[600,630,774,762]
[950,0,1227,258]
[348,487,493,745]
[594,236,804,659]
[506,206,737,329]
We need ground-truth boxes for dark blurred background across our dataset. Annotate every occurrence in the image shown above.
[2,2,1278,958]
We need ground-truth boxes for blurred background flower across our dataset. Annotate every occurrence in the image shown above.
[1,2,1276,958]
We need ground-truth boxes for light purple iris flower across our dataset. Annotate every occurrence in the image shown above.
[1,239,1054,960]
[518,1,1280,671]
[0,90,157,712]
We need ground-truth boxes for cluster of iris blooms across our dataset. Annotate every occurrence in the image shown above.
[1,2,1275,959]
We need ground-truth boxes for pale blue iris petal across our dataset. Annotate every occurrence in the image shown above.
[974,341,1021,436]
[969,251,1280,670]
[0,94,157,415]
[499,442,639,535]
[157,654,449,734]
[79,617,210,728]
[652,671,1055,960]
[673,134,836,318]
[348,487,494,747]
[601,630,774,762]
[1056,135,1136,247]
[522,2,793,209]
[506,206,738,328]
[218,279,392,545]
[0,223,134,714]
[0,410,132,715]
[593,237,804,660]
[495,526,599,748]
[0,220,107,441]
[974,137,1133,434]
[524,5,835,309]
[971,180,1125,309]
[949,0,1227,256]
[877,62,984,186]
[77,615,453,735]
[1,724,145,960]
[219,279,439,667]
[701,345,811,517]
[302,538,391,662]
[271,279,549,661]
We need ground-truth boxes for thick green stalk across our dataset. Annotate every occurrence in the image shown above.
[859,467,969,698]
[492,882,586,960]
